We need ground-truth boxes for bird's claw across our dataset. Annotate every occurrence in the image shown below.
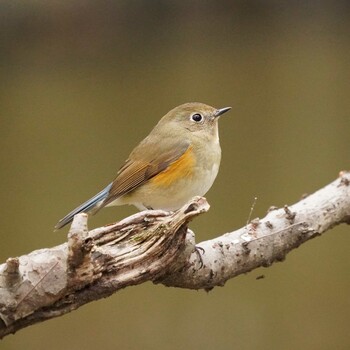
[194,246,205,268]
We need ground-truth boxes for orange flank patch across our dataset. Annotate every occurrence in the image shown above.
[151,147,195,187]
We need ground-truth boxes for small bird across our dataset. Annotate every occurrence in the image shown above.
[55,102,231,230]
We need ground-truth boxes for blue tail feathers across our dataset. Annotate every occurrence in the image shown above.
[54,183,112,230]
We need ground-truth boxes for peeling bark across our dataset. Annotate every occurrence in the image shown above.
[0,172,349,338]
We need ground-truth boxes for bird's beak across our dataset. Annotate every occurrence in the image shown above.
[215,106,231,117]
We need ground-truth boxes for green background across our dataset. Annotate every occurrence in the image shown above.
[1,1,349,349]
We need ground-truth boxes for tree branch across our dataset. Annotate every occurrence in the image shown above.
[1,172,349,338]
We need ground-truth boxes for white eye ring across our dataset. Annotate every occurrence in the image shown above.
[190,113,203,122]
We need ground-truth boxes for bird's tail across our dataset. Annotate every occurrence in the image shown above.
[54,183,112,230]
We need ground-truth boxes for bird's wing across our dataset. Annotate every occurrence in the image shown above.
[102,139,191,207]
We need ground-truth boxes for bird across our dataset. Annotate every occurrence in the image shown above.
[55,102,231,230]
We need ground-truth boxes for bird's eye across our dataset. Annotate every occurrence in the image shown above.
[191,113,203,122]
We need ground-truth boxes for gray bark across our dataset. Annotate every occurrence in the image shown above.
[1,172,349,338]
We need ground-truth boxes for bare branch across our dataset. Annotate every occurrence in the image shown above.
[161,171,350,289]
[0,172,349,338]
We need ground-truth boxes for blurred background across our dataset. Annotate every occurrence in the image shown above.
[1,1,349,349]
